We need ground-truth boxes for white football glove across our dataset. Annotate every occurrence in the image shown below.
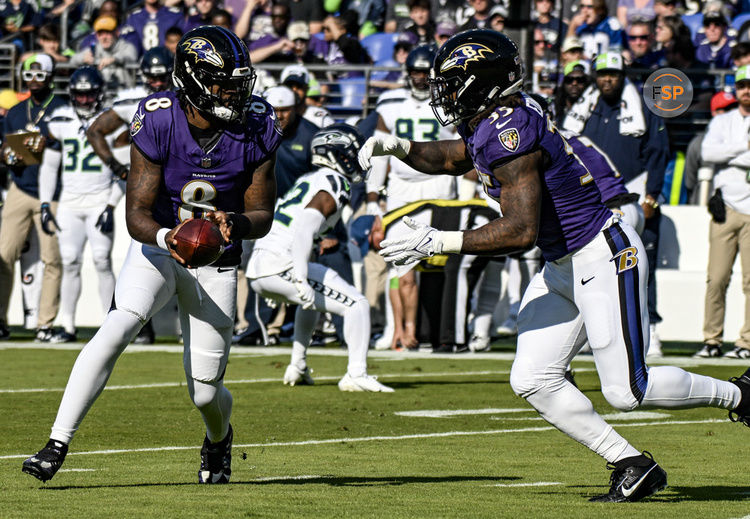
[294,279,315,310]
[358,134,411,170]
[379,216,464,266]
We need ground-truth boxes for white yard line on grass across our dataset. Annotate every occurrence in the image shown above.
[58,468,98,473]
[0,369,538,394]
[487,481,562,488]
[0,419,724,461]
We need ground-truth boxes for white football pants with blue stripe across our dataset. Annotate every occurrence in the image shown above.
[248,253,369,378]
[510,218,742,463]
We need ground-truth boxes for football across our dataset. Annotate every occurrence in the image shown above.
[172,219,224,267]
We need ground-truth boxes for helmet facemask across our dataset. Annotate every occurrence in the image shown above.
[175,62,256,123]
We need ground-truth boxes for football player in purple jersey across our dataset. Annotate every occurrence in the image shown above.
[22,26,280,485]
[359,29,750,502]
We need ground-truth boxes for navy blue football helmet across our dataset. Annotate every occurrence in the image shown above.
[311,124,366,182]
[430,29,523,126]
[141,46,174,93]
[69,66,104,119]
[405,44,436,101]
[173,25,256,123]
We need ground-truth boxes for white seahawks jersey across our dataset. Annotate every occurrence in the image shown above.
[46,106,117,196]
[304,105,335,128]
[376,88,455,182]
[249,167,351,277]
[111,85,149,123]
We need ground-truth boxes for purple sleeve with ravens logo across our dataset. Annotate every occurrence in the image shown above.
[474,104,543,170]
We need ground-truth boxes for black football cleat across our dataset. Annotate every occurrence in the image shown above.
[198,425,232,484]
[589,451,667,503]
[22,439,68,482]
[729,368,750,427]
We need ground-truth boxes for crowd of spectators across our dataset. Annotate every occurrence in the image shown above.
[0,0,748,358]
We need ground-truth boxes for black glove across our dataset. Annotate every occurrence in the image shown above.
[96,205,115,234]
[40,202,60,235]
[708,188,726,223]
[106,157,129,180]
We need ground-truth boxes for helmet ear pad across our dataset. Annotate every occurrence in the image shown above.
[429,29,523,126]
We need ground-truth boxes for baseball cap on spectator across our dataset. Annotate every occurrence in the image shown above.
[307,77,322,97]
[287,21,310,41]
[564,60,590,76]
[22,53,54,73]
[489,5,508,20]
[281,64,310,87]
[736,65,750,84]
[395,31,418,52]
[561,36,584,53]
[263,85,296,107]
[594,52,624,72]
[93,15,118,32]
[436,20,457,37]
[710,91,737,112]
[702,10,727,27]
[0,89,20,110]
[350,215,375,257]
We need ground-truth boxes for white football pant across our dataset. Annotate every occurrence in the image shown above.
[510,219,742,464]
[249,252,369,378]
[50,241,236,444]
[56,201,116,333]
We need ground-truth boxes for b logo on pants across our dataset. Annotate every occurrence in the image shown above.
[611,246,638,274]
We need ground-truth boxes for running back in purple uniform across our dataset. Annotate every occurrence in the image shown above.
[458,94,611,261]
[363,29,750,503]
[130,90,283,264]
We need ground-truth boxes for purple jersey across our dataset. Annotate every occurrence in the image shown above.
[125,6,184,51]
[561,131,628,205]
[130,91,282,265]
[457,95,611,261]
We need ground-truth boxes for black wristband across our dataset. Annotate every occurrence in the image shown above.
[106,157,128,179]
[228,213,252,240]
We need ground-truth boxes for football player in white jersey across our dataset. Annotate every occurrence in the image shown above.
[366,44,457,350]
[87,46,173,345]
[247,124,393,393]
[280,64,335,128]
[38,67,125,342]
[87,46,173,181]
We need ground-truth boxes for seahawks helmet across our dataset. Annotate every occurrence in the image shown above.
[405,44,436,101]
[311,124,366,182]
[173,26,256,123]
[141,46,173,93]
[430,29,523,126]
[69,66,104,119]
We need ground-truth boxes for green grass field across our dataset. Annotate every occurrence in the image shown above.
[1,337,749,518]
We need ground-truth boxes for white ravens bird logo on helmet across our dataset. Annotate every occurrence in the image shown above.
[182,37,224,68]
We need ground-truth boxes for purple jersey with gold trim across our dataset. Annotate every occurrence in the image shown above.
[457,94,611,261]
[561,130,628,205]
[130,90,282,265]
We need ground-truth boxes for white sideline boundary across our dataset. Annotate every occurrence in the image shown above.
[1,419,725,461]
[1,341,748,367]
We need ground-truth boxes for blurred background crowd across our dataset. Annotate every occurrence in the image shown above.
[1,0,749,362]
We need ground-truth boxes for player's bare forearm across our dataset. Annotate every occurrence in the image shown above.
[87,109,124,163]
[402,139,474,175]
[125,145,163,245]
[461,151,542,255]
[240,155,277,239]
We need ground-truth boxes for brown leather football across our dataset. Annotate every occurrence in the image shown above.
[172,219,224,267]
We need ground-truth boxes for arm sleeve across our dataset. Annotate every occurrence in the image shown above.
[366,129,390,194]
[38,148,61,204]
[701,115,748,163]
[290,207,327,282]
[643,111,668,197]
